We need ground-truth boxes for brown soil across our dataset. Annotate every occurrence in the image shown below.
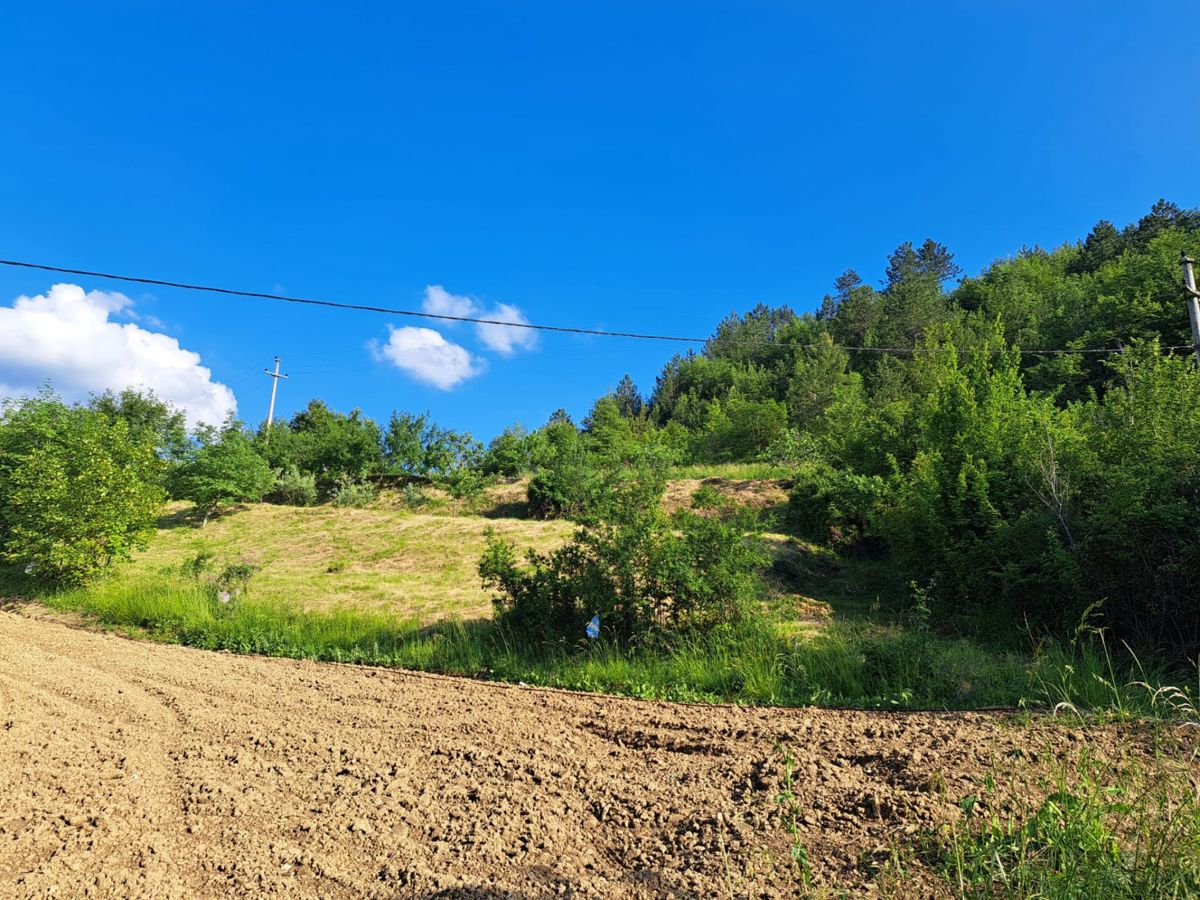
[0,611,1168,898]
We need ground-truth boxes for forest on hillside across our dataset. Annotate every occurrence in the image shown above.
[3,200,1199,660]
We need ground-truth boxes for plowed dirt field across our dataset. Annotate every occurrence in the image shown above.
[0,611,1156,897]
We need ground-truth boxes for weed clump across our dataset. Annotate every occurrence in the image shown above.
[931,751,1200,898]
[179,550,258,604]
[272,466,318,506]
[330,477,378,508]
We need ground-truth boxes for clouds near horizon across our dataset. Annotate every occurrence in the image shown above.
[0,283,236,427]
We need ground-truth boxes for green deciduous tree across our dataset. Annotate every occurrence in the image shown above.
[174,427,277,523]
[0,393,163,582]
[383,411,483,479]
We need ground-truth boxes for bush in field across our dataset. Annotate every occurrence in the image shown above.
[481,477,767,645]
[443,467,490,500]
[526,448,605,519]
[0,393,163,583]
[330,476,377,508]
[271,465,318,506]
[526,412,677,521]
[179,550,257,603]
[173,427,277,523]
[525,418,600,518]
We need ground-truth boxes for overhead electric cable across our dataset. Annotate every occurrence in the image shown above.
[0,257,1189,356]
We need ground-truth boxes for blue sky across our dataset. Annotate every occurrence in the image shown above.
[1,1,1197,439]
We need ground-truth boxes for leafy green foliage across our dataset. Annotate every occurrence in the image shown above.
[481,477,767,645]
[329,475,378,508]
[256,399,383,491]
[174,428,276,520]
[271,465,318,506]
[383,410,483,479]
[481,424,536,477]
[785,463,887,547]
[1078,346,1200,652]
[0,393,163,582]
[936,753,1200,898]
[179,549,258,603]
[615,200,1200,657]
[88,387,190,468]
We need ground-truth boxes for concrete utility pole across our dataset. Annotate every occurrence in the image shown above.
[1183,252,1200,364]
[264,356,289,427]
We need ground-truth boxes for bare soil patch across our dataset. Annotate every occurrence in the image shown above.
[662,478,791,515]
[0,612,1175,898]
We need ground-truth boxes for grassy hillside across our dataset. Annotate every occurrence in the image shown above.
[135,500,574,621]
[34,480,1192,717]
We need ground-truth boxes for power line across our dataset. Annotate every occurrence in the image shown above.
[0,256,1190,357]
[0,258,713,344]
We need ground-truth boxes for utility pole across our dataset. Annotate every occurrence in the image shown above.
[264,356,288,428]
[1183,252,1200,364]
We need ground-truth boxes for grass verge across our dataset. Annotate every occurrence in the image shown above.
[925,749,1200,898]
[33,573,1195,715]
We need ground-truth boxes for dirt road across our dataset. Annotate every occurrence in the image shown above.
[0,611,1142,898]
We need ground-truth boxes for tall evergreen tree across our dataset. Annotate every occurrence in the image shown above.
[613,374,644,419]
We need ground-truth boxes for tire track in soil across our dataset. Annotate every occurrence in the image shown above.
[0,611,1176,898]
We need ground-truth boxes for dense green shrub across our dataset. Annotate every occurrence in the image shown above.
[443,467,490,500]
[383,411,482,479]
[271,465,319,506]
[0,394,164,583]
[481,479,767,645]
[88,387,190,477]
[1078,345,1200,654]
[255,399,383,491]
[526,449,605,519]
[697,395,788,462]
[784,463,887,546]
[481,424,535,477]
[330,476,378,508]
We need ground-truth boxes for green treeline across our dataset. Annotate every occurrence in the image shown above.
[611,201,1200,657]
[2,200,1198,661]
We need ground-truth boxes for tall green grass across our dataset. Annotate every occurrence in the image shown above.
[36,573,1194,714]
[931,750,1200,898]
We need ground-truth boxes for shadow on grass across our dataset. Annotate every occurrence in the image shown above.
[479,499,533,520]
[766,536,907,625]
[155,504,250,530]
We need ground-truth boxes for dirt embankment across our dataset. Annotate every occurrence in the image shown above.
[0,612,1165,898]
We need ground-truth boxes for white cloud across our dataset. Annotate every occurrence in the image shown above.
[422,284,477,319]
[0,283,236,428]
[420,284,539,355]
[369,325,483,390]
[475,301,539,355]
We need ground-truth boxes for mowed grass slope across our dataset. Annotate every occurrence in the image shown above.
[32,480,1196,716]
[138,500,574,621]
